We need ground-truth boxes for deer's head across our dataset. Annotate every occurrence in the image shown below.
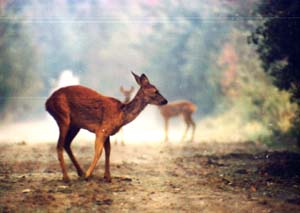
[132,72,168,105]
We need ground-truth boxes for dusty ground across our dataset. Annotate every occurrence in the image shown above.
[0,140,300,212]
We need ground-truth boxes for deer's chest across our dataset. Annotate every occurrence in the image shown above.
[95,111,124,136]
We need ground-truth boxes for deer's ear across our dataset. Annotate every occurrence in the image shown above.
[131,71,141,86]
[140,74,149,86]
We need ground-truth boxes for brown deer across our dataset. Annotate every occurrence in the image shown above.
[45,72,167,182]
[159,100,197,142]
[115,86,135,145]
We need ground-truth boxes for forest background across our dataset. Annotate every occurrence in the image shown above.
[0,0,298,146]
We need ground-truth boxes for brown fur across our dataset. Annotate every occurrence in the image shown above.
[46,72,167,182]
[159,100,197,142]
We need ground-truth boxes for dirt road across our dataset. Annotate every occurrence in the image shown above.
[0,141,299,212]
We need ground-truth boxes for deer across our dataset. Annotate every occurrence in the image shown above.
[115,86,135,145]
[159,100,197,142]
[45,72,167,182]
[120,86,134,104]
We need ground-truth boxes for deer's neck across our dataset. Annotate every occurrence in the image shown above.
[124,96,130,103]
[122,89,147,125]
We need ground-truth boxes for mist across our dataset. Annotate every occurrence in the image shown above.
[0,0,296,144]
[0,70,190,144]
[1,2,300,211]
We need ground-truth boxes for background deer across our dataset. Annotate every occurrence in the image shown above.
[120,86,134,104]
[45,72,167,182]
[115,86,135,145]
[159,100,197,142]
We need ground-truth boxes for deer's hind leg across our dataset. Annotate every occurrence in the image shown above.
[64,126,84,177]
[181,122,190,142]
[190,118,196,142]
[181,113,196,142]
[104,137,111,182]
[185,113,196,142]
[56,117,71,182]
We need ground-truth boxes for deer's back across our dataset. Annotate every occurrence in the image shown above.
[46,85,123,132]
[159,100,197,117]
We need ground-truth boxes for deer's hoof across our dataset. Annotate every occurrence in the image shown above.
[77,175,85,181]
[77,171,84,177]
[104,175,112,183]
[84,175,91,181]
[62,176,70,183]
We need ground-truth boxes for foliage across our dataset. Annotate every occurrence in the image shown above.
[239,38,296,135]
[215,30,297,141]
[141,0,298,140]
[250,0,300,104]
[249,0,300,145]
[141,0,231,116]
[0,1,42,121]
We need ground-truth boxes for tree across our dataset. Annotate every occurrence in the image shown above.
[140,0,232,116]
[250,0,300,143]
[250,0,300,103]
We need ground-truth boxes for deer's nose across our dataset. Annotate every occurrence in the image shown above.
[161,99,168,105]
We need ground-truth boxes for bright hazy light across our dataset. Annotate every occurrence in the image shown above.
[53,69,80,90]
[0,108,185,144]
[0,70,261,145]
[0,70,187,145]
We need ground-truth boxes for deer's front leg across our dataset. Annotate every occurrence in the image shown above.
[85,133,105,180]
[104,137,111,182]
